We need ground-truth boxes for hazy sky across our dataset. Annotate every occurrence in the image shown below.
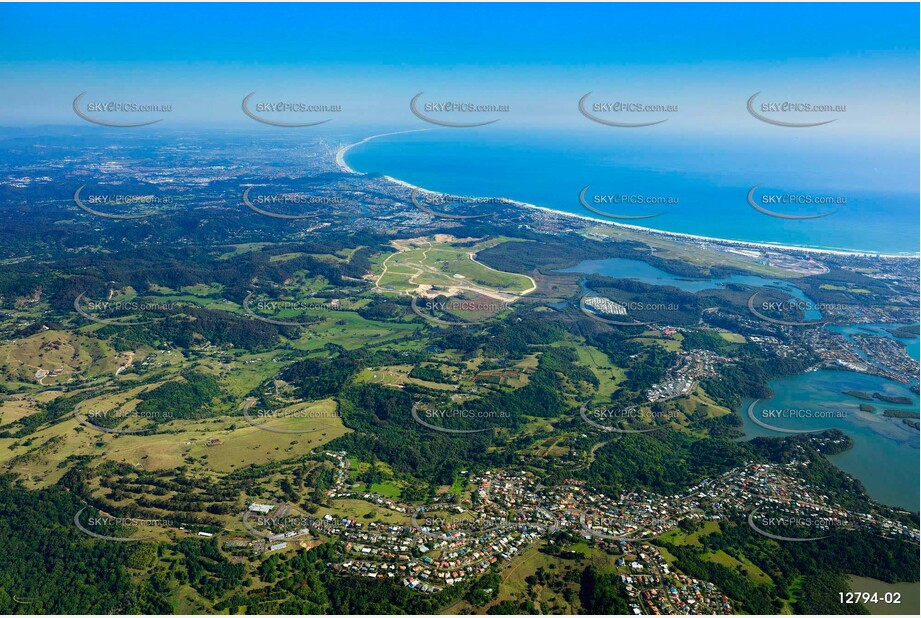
[0,2,918,143]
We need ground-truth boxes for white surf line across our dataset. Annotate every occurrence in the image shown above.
[335,128,432,174]
[338,131,918,259]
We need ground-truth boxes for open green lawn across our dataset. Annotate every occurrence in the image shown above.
[290,311,420,351]
[378,236,535,297]
[703,550,773,585]
[635,334,683,352]
[575,344,625,398]
[370,481,403,499]
[658,520,722,547]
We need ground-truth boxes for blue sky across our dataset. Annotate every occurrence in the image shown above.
[0,2,918,139]
[2,3,918,65]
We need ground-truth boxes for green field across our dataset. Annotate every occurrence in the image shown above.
[375,236,536,297]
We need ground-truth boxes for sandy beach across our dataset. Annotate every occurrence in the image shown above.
[335,128,431,174]
[335,132,919,260]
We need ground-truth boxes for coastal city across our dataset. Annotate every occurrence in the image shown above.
[1,3,919,614]
[1,121,918,615]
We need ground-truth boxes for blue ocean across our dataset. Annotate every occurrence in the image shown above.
[346,129,920,255]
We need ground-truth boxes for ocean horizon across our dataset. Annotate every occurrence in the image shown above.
[345,129,920,256]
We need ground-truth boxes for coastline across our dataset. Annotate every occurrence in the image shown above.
[740,371,920,511]
[335,128,432,174]
[335,132,920,260]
